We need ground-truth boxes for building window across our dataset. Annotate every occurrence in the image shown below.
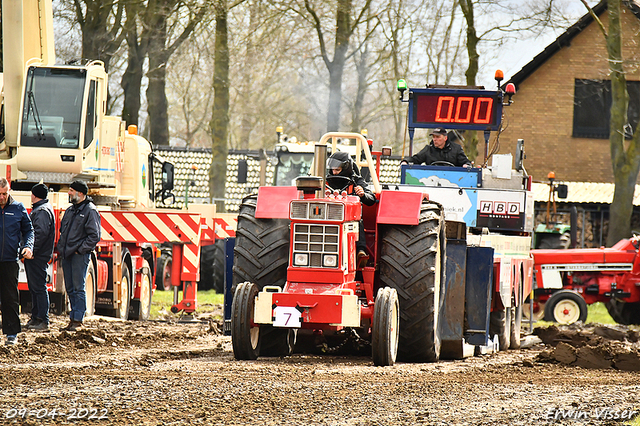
[573,79,640,139]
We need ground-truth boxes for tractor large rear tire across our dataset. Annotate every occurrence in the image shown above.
[379,201,444,362]
[605,299,640,325]
[372,287,400,367]
[231,282,260,360]
[232,195,290,292]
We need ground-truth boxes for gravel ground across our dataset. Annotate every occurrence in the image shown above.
[0,314,638,426]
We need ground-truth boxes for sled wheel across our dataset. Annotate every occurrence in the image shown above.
[231,282,260,360]
[372,287,400,366]
[130,260,152,321]
[544,290,588,324]
[522,299,545,321]
[490,307,511,351]
[509,303,522,349]
[155,254,172,291]
[85,261,96,317]
[116,263,131,320]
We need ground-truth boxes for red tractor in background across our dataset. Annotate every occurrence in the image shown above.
[230,76,534,365]
[531,238,640,325]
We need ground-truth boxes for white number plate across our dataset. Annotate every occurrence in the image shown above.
[273,306,302,328]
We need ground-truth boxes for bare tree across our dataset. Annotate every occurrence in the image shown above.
[285,0,375,132]
[581,0,640,245]
[209,0,247,210]
[456,0,567,161]
[69,0,126,71]
[167,36,215,147]
[146,0,207,146]
[121,0,149,127]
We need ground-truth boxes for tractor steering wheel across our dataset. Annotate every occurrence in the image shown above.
[326,175,353,192]
[429,161,456,167]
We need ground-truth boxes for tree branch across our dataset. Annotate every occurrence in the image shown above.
[580,0,608,38]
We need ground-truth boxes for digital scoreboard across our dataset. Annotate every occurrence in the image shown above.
[408,88,503,131]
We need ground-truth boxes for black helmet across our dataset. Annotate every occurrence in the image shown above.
[326,151,353,177]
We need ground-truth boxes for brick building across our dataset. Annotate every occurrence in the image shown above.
[495,0,640,184]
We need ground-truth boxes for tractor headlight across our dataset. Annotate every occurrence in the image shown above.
[323,254,338,267]
[293,253,308,266]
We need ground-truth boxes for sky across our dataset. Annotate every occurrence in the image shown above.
[478,0,601,87]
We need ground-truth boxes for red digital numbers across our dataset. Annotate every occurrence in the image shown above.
[434,96,493,124]
[413,93,498,127]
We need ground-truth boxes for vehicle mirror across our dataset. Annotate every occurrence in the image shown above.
[556,184,568,199]
[162,162,174,191]
[237,159,248,184]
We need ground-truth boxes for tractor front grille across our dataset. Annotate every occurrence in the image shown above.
[290,201,344,221]
[292,223,340,268]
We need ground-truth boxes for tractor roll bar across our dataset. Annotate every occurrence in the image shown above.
[318,132,382,194]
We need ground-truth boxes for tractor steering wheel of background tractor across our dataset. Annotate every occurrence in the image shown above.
[429,161,456,167]
[326,175,354,193]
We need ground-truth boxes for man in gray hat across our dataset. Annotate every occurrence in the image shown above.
[24,183,55,332]
[401,127,472,167]
[57,180,101,332]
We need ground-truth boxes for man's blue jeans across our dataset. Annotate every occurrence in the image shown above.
[62,253,90,322]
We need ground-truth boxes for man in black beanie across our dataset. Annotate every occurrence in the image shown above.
[25,183,55,331]
[57,180,101,331]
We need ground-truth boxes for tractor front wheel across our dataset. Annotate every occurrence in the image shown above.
[231,282,260,360]
[544,290,588,324]
[372,287,400,367]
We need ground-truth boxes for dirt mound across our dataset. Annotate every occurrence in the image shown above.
[534,323,640,371]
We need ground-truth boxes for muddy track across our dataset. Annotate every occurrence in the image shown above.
[0,314,638,425]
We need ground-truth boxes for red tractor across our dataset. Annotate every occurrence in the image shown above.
[531,238,640,325]
[231,133,417,366]
[230,78,533,365]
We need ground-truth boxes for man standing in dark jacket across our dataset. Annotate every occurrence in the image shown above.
[0,177,34,345]
[24,183,55,332]
[402,128,472,167]
[57,180,101,332]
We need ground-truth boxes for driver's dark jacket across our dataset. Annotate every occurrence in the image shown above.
[330,173,376,206]
[407,140,472,167]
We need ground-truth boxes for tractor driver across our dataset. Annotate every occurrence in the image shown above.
[400,127,472,168]
[326,151,375,264]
